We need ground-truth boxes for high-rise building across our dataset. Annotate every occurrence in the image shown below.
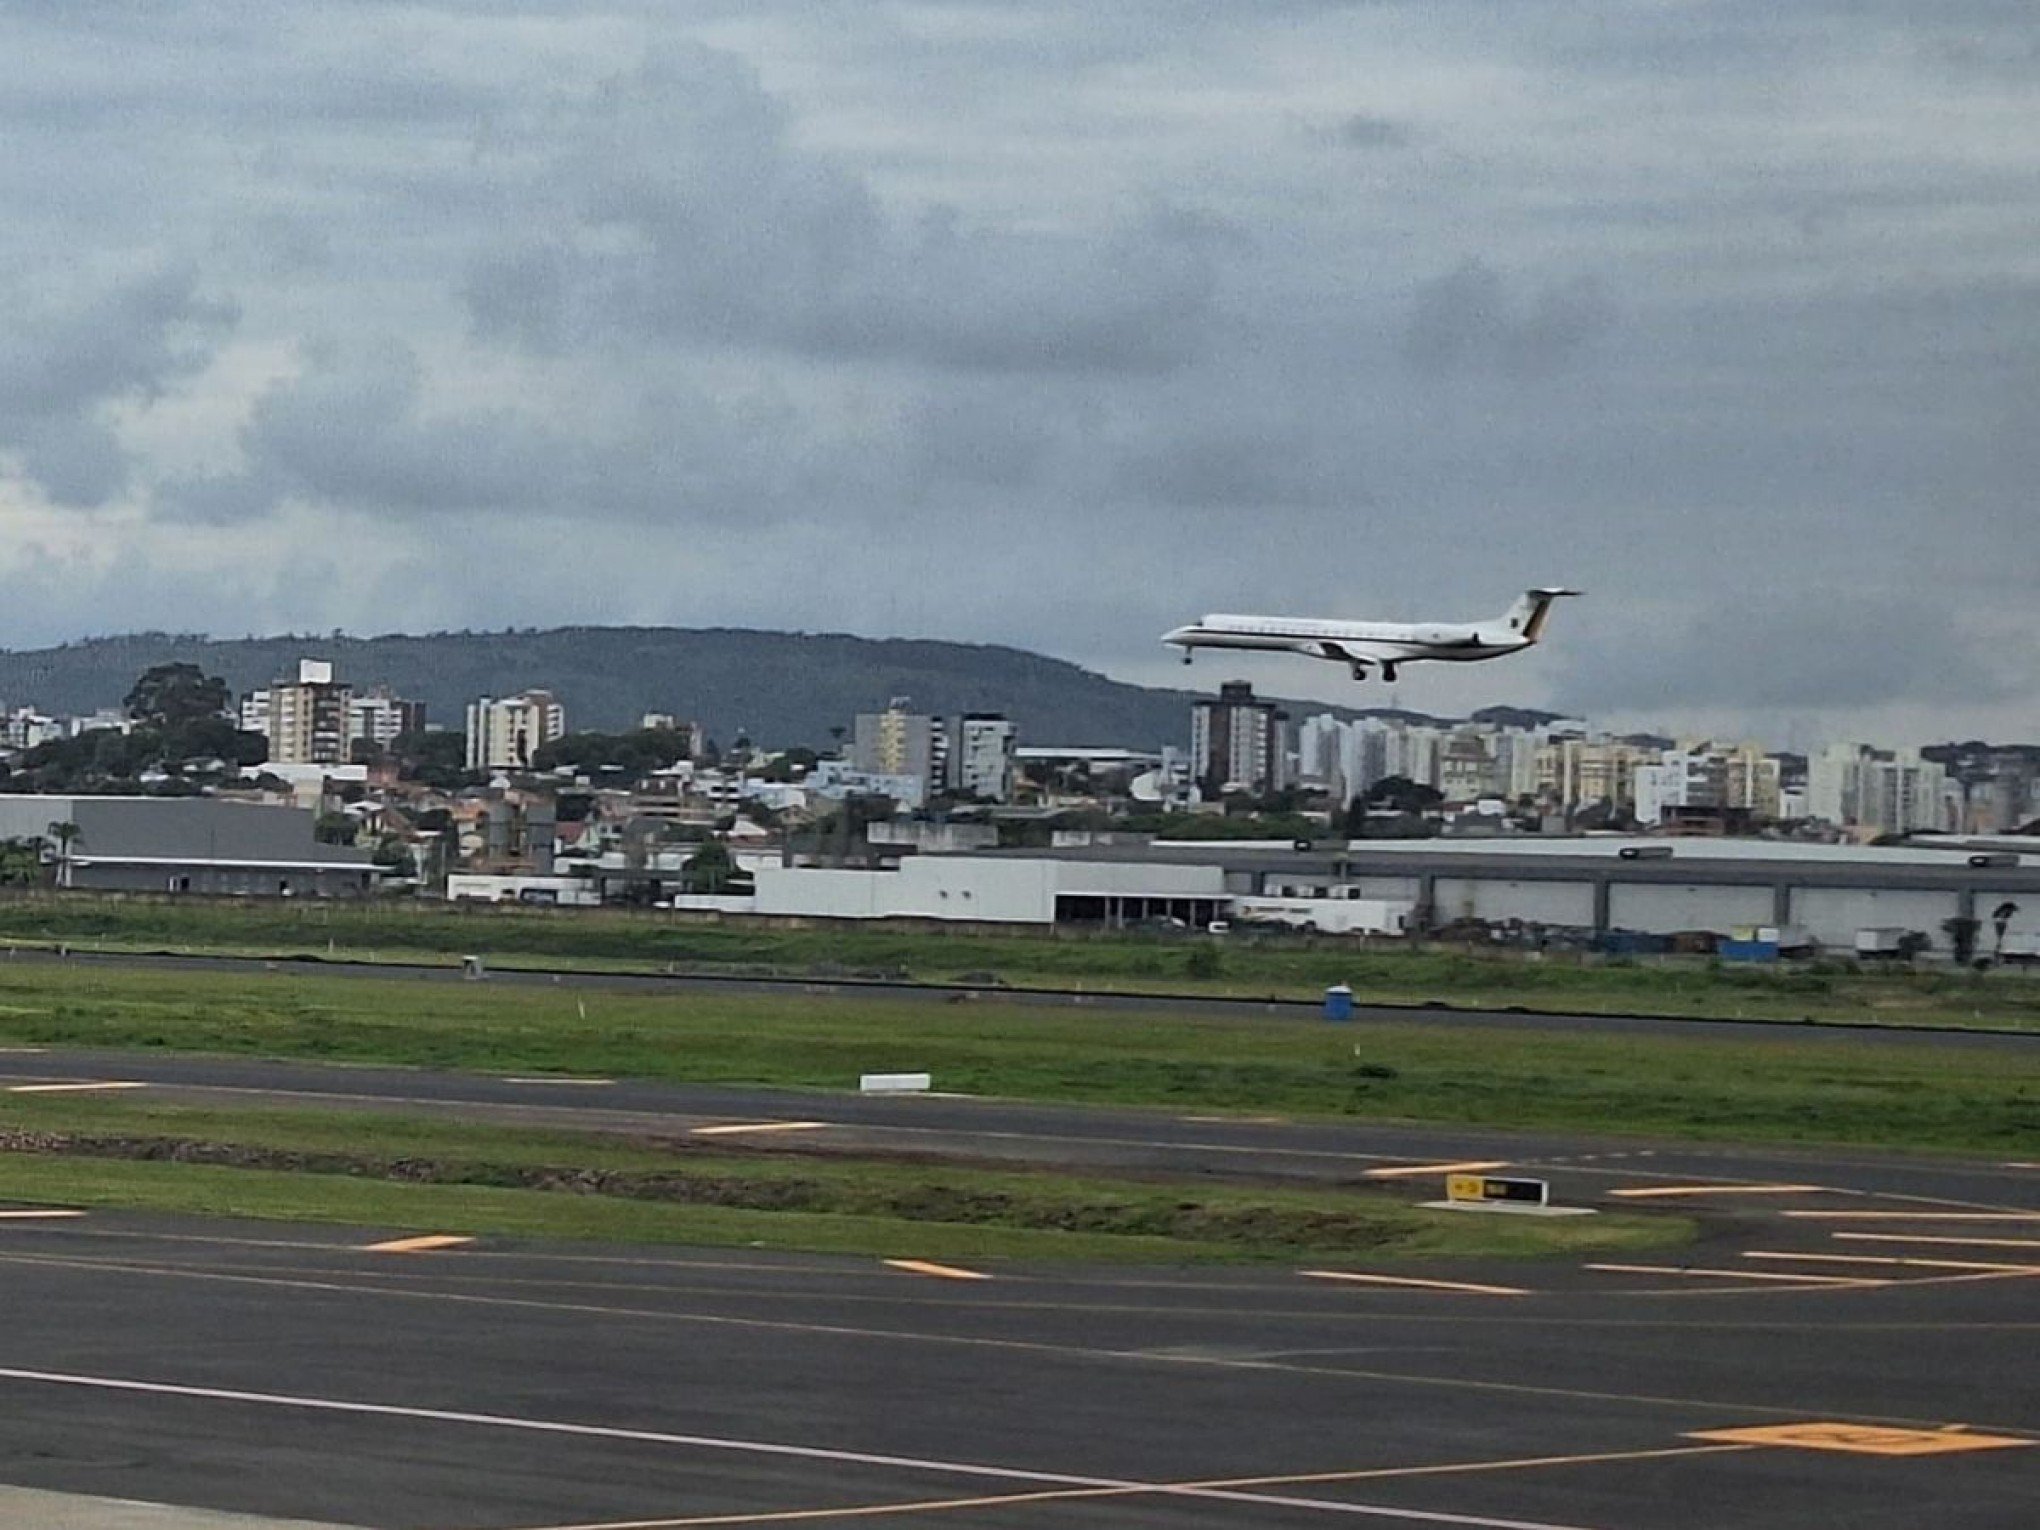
[346,688,426,754]
[1190,682,1288,796]
[947,714,1017,802]
[254,659,353,766]
[851,699,939,786]
[465,691,566,771]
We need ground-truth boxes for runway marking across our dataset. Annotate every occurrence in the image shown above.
[1302,1271,1528,1296]
[689,1121,828,1137]
[884,1259,992,1282]
[5,1080,148,1094]
[1606,1184,1823,1199]
[1687,1422,2032,1457]
[502,1077,615,1086]
[1782,1211,2040,1222]
[362,1234,474,1254]
[1834,1233,2040,1252]
[0,1209,86,1220]
[1743,1250,2040,1274]
[523,1443,1753,1528]
[1585,1264,1884,1288]
[9,1249,2035,1439]
[0,1365,1616,1529]
[1364,1161,1509,1180]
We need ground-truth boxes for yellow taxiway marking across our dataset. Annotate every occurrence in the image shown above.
[1585,1263,1883,1288]
[690,1121,829,1137]
[1835,1232,2040,1252]
[0,1210,86,1221]
[522,1441,1751,1528]
[1607,1183,1823,1199]
[362,1234,475,1254]
[1688,1422,2033,1457]
[1301,1269,1528,1296]
[6,1081,148,1094]
[1744,1250,2040,1275]
[501,1077,614,1086]
[1782,1211,2040,1222]
[883,1259,992,1282]
[1364,1160,1509,1180]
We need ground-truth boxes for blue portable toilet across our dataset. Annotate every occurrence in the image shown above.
[1323,983,1354,1021]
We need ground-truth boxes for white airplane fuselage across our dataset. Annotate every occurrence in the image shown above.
[1162,589,1576,681]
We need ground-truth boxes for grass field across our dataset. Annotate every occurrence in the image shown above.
[0,962,2033,1155]
[0,1095,1685,1263]
[1,895,2036,1031]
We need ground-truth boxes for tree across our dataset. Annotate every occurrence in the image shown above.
[1991,901,2021,959]
[1941,916,1981,965]
[124,663,231,730]
[44,821,80,888]
[680,838,741,894]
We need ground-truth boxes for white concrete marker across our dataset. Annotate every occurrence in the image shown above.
[860,1072,932,1094]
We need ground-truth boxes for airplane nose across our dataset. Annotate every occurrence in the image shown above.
[1161,626,1195,646]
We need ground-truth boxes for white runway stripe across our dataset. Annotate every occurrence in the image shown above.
[0,1366,1605,1529]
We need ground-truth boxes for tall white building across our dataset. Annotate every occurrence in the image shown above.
[1190,682,1288,795]
[1808,743,1950,835]
[346,688,425,753]
[851,698,939,789]
[466,691,566,771]
[947,713,1017,802]
[249,659,353,766]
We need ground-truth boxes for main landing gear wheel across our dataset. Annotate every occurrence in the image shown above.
[1350,663,1368,681]
[1381,664,1399,682]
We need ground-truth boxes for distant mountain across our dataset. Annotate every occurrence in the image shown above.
[0,628,1457,751]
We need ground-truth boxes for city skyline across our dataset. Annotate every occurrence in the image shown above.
[0,6,2035,746]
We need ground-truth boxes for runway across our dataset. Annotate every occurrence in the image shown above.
[0,1205,2033,1529]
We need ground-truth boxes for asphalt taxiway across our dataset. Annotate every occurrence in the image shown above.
[0,1203,2034,1529]
[0,1045,2036,1528]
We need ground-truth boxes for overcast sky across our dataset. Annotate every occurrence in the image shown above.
[3,2,2035,748]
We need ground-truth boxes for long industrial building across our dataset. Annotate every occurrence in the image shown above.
[0,796,377,897]
[1003,837,2040,950]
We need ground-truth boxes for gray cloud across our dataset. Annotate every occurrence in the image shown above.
[1402,261,1616,377]
[0,2,2034,744]
[0,264,236,505]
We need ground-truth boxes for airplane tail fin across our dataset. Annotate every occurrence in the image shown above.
[1499,587,1580,642]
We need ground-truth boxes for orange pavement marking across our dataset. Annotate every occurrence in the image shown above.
[1364,1160,1509,1179]
[362,1234,475,1254]
[1781,1211,2040,1221]
[1585,1263,1882,1287]
[1743,1250,2040,1275]
[1834,1232,2040,1252]
[1688,1422,2033,1457]
[1606,1183,1822,1199]
[883,1259,992,1282]
[1301,1269,1528,1296]
[690,1121,829,1137]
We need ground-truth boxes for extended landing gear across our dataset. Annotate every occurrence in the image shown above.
[1181,649,1193,666]
[1381,663,1399,683]
[1350,663,1368,682]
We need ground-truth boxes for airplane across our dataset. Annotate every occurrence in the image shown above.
[1162,587,1579,682]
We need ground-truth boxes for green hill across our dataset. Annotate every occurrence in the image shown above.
[0,628,1451,751]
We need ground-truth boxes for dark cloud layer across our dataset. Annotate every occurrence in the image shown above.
[0,2,2034,744]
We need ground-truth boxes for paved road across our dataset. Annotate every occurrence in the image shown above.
[16,947,2040,1046]
[0,1207,2033,1529]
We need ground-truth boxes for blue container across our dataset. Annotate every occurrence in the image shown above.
[1323,984,1354,1021]
[1720,939,1779,963]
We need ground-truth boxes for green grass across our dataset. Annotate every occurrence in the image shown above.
[0,963,2034,1155]
[0,1097,1685,1263]
[2,894,2037,1031]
